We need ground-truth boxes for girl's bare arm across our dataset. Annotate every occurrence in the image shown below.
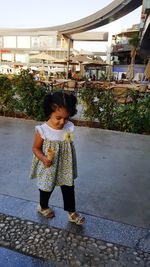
[32,131,52,167]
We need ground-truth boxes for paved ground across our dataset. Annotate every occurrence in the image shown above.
[0,116,150,228]
[0,116,150,266]
[0,194,150,266]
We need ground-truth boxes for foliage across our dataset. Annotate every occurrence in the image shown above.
[0,73,150,134]
[136,93,150,133]
[99,72,107,81]
[129,34,140,49]
[0,74,17,112]
[112,92,150,133]
[128,34,140,65]
[79,88,118,129]
[0,71,49,120]
[79,87,150,134]
[13,70,49,120]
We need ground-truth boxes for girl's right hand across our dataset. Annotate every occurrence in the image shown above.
[42,156,52,167]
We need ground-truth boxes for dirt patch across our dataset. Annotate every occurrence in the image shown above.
[71,119,101,128]
[0,112,102,129]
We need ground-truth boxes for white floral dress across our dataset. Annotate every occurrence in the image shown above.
[30,121,77,192]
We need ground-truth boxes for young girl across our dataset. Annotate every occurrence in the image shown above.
[30,91,85,225]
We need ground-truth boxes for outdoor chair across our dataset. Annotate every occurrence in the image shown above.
[65,80,77,94]
[112,87,133,104]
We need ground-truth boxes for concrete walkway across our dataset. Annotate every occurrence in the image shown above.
[0,116,150,266]
[0,116,150,228]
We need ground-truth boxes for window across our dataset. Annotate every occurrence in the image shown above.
[16,54,28,63]
[39,36,57,49]
[17,36,30,48]
[3,36,16,48]
[1,53,14,62]
[31,37,40,48]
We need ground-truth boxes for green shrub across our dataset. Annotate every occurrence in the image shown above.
[13,70,48,120]
[113,93,150,134]
[79,87,118,129]
[0,73,150,134]
[79,87,150,134]
[0,74,17,112]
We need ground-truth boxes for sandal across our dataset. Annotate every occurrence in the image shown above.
[37,205,55,218]
[68,212,85,225]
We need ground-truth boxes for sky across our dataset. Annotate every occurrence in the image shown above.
[0,0,142,52]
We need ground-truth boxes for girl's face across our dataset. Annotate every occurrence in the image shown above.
[49,107,70,130]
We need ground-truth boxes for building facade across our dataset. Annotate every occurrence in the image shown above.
[140,0,150,56]
[110,24,145,81]
[0,29,73,67]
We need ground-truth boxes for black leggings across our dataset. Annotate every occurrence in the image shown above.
[39,185,75,212]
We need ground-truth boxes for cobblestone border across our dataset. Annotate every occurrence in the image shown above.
[0,213,150,267]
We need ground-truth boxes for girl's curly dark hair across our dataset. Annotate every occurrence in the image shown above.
[43,91,77,118]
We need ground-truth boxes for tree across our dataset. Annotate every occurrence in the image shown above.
[129,34,140,64]
[126,34,140,81]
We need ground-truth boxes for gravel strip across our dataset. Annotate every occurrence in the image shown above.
[0,213,150,267]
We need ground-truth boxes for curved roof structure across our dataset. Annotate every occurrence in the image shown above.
[0,0,142,36]
[52,0,143,35]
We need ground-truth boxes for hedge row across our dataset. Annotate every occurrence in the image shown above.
[0,70,150,134]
